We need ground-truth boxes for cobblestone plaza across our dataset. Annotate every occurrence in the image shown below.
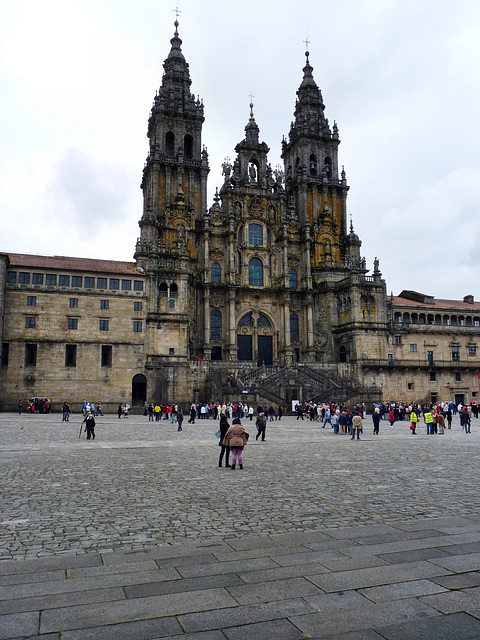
[2,411,480,638]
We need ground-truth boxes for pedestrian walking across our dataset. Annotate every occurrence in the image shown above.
[410,409,418,434]
[372,410,380,435]
[117,404,122,419]
[255,412,267,441]
[62,402,70,422]
[176,408,184,432]
[223,418,249,470]
[351,413,362,440]
[82,412,96,440]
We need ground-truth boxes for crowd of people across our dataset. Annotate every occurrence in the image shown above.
[18,398,51,414]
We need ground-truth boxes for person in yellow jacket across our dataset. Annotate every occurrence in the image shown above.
[410,409,418,434]
[424,410,435,435]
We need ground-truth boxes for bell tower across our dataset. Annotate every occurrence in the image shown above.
[135,19,209,363]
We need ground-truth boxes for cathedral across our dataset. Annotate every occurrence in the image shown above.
[1,20,479,411]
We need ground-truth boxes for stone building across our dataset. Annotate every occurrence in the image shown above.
[0,20,479,411]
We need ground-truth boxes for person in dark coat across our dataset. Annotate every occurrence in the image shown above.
[372,410,381,435]
[176,409,184,432]
[218,415,231,468]
[82,412,96,440]
[255,412,267,441]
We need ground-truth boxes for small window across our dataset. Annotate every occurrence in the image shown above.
[45,274,57,286]
[2,342,9,367]
[27,296,36,306]
[469,345,476,355]
[211,310,222,341]
[429,371,436,381]
[211,263,221,284]
[25,317,36,329]
[65,344,77,366]
[84,277,95,288]
[59,275,70,287]
[97,278,107,289]
[394,335,401,345]
[134,301,142,311]
[101,345,112,367]
[69,298,78,308]
[7,271,17,283]
[99,320,109,332]
[407,382,414,390]
[133,321,143,333]
[452,346,459,361]
[289,269,298,289]
[121,279,132,290]
[134,280,144,292]
[100,300,109,310]
[32,273,44,285]
[68,318,78,330]
[290,313,299,343]
[19,272,30,284]
[474,319,480,327]
[248,224,263,246]
[72,276,82,287]
[168,299,175,309]
[410,344,417,352]
[169,347,175,355]
[109,278,119,290]
[455,372,462,382]
[25,343,37,366]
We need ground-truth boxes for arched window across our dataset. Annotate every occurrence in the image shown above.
[211,310,222,341]
[257,313,271,328]
[339,345,347,363]
[289,269,298,289]
[310,154,317,176]
[170,282,178,297]
[324,156,332,179]
[165,131,175,156]
[238,312,254,327]
[184,134,193,159]
[211,263,221,284]
[159,282,168,297]
[248,224,263,246]
[249,258,263,287]
[290,313,299,343]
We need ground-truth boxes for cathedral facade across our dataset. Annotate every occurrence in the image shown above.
[0,21,479,411]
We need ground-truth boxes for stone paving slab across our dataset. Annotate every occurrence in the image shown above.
[2,413,480,637]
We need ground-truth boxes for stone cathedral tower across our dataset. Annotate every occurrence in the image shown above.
[135,21,388,404]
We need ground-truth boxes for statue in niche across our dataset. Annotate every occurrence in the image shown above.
[324,238,332,257]
[248,162,257,182]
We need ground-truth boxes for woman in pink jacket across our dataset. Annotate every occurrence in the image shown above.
[223,418,249,470]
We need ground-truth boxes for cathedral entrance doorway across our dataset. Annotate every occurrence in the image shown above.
[258,335,273,366]
[132,374,147,406]
[237,335,253,361]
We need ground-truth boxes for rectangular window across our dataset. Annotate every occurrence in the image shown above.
[25,317,36,329]
[97,277,107,289]
[133,321,142,332]
[134,301,142,311]
[475,320,480,327]
[429,371,436,381]
[69,298,78,308]
[121,279,132,290]
[2,343,9,367]
[99,320,109,331]
[452,346,459,361]
[469,345,476,355]
[32,273,44,285]
[65,344,77,366]
[59,275,70,286]
[133,280,144,292]
[109,278,119,290]
[84,277,95,288]
[72,276,82,287]
[19,272,30,284]
[168,299,175,309]
[455,372,462,382]
[410,344,417,352]
[169,348,175,355]
[45,274,57,286]
[394,336,401,345]
[27,296,36,306]
[407,382,414,390]
[7,271,16,283]
[100,300,109,309]
[101,345,112,367]
[68,318,78,330]
[248,223,263,246]
[25,343,37,366]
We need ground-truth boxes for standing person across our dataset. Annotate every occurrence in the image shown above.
[176,408,184,432]
[148,403,154,421]
[154,403,161,421]
[255,412,267,441]
[424,409,434,435]
[62,402,70,422]
[18,400,23,415]
[143,401,148,417]
[322,408,332,428]
[351,413,362,440]
[188,403,196,424]
[446,408,452,429]
[436,411,445,434]
[117,404,122,419]
[372,410,380,435]
[248,405,254,421]
[123,404,129,418]
[268,405,275,422]
[332,410,340,434]
[96,402,104,416]
[223,418,249,470]
[277,405,283,421]
[82,412,96,440]
[462,407,471,433]
[410,408,418,434]
[218,414,231,468]
[388,408,395,428]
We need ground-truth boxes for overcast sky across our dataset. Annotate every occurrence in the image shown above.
[1,0,480,300]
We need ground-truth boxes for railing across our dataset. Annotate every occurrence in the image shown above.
[359,357,479,368]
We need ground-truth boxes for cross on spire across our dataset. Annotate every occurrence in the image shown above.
[172,4,181,20]
[303,34,310,50]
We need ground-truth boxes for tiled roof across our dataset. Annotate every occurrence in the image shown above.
[5,253,143,276]
[393,296,480,312]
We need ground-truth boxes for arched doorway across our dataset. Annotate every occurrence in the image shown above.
[237,312,274,365]
[132,374,147,406]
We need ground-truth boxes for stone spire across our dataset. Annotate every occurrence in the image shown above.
[289,50,330,141]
